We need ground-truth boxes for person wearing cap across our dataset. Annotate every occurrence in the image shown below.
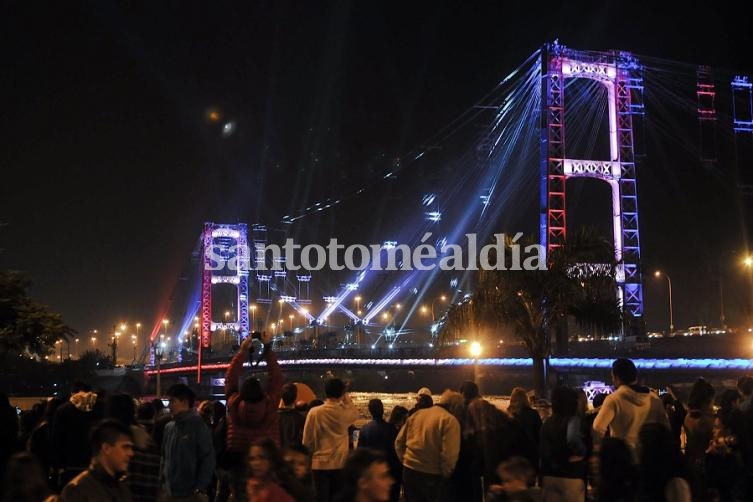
[395,390,461,501]
[408,388,433,417]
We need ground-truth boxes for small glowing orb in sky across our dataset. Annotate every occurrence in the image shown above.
[222,121,235,137]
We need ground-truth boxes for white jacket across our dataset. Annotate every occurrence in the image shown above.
[394,405,461,477]
[303,400,360,470]
[593,384,669,455]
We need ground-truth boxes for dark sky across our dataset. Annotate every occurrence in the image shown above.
[2,1,753,337]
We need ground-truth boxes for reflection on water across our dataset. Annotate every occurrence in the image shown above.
[348,391,512,427]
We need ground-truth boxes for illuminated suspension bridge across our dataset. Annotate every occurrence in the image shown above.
[140,42,753,376]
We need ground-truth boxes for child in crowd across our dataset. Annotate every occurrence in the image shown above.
[487,456,542,502]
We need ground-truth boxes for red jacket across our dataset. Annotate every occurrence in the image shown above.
[225,349,283,452]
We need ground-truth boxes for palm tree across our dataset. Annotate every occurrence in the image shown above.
[441,229,622,397]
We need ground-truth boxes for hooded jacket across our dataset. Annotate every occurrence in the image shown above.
[52,392,100,471]
[161,409,216,497]
[592,384,669,456]
[225,348,284,452]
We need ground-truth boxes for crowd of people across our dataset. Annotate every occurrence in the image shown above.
[2,340,753,502]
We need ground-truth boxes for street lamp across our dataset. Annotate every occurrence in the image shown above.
[654,270,674,334]
[154,341,166,398]
[131,335,137,361]
[250,305,257,330]
[75,338,79,358]
[469,341,482,384]
[431,295,447,322]
[355,296,362,345]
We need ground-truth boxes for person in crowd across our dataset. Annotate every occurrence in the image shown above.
[683,377,715,501]
[51,383,100,488]
[660,387,687,442]
[161,384,215,500]
[245,438,298,502]
[507,387,542,466]
[334,449,394,502]
[596,438,636,502]
[584,392,607,490]
[460,381,530,501]
[637,423,690,502]
[540,386,587,502]
[583,393,606,434]
[1,394,20,470]
[705,388,745,501]
[279,383,306,448]
[308,399,325,411]
[408,388,433,416]
[394,387,461,502]
[28,396,65,485]
[283,443,312,489]
[135,402,156,435]
[302,378,360,502]
[387,406,408,431]
[60,419,134,502]
[2,452,58,502]
[17,407,42,454]
[486,456,541,502]
[224,332,283,499]
[592,358,669,459]
[357,400,401,502]
[737,376,753,412]
[198,400,215,428]
[107,394,161,502]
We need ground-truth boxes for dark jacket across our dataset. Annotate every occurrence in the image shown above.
[51,396,99,471]
[225,349,283,451]
[161,409,216,497]
[60,463,133,502]
[358,418,401,474]
[279,407,306,448]
[540,414,587,480]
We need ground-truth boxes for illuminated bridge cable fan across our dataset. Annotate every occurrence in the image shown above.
[696,66,718,168]
[732,76,753,193]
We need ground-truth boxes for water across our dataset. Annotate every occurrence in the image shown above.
[348,391,512,427]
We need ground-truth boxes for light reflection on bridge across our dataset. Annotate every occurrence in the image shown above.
[144,357,753,376]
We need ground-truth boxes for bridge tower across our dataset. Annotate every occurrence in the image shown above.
[200,223,250,349]
[540,42,644,323]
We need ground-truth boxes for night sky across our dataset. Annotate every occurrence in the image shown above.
[2,1,753,338]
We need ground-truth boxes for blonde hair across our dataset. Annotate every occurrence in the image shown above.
[507,387,530,416]
[438,390,464,419]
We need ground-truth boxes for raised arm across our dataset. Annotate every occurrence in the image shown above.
[225,337,253,395]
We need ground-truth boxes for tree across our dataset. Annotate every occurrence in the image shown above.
[0,271,76,356]
[440,229,622,397]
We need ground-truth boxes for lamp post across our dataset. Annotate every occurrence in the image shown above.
[111,329,122,365]
[250,305,257,331]
[131,335,137,361]
[135,322,141,357]
[654,270,674,334]
[154,341,165,398]
[469,340,482,386]
[431,295,447,323]
[746,256,753,326]
[75,338,79,358]
[354,296,362,346]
